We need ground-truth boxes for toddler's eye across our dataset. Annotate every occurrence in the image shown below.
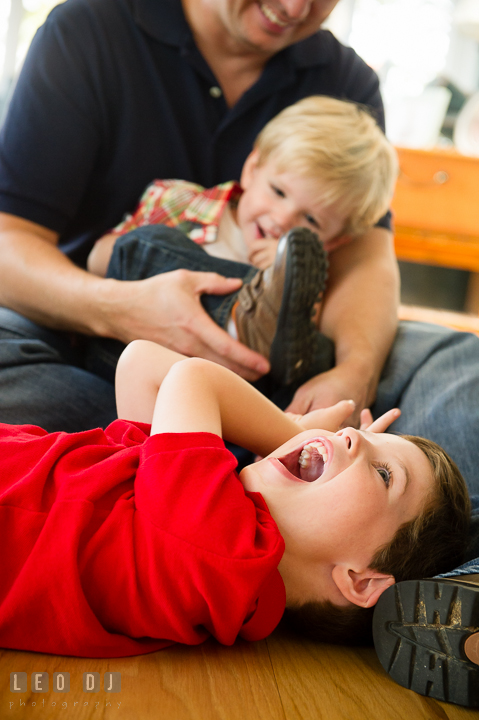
[305,214,319,229]
[373,462,392,488]
[271,184,285,198]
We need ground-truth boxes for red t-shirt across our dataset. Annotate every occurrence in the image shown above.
[0,420,285,657]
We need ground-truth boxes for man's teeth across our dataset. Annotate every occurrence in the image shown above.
[299,441,328,469]
[260,3,289,27]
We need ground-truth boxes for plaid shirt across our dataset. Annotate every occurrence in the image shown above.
[112,179,243,245]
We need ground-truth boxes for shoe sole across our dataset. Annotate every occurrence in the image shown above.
[372,579,479,707]
[269,229,328,385]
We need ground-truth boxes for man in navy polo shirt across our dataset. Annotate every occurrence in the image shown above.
[0,0,399,429]
[0,0,478,505]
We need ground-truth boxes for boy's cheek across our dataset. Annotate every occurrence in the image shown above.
[247,239,278,269]
[238,463,261,492]
[323,234,352,253]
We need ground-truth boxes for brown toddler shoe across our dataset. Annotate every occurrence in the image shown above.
[234,227,328,385]
[373,576,479,708]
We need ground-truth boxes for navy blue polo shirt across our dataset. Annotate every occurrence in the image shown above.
[0,0,389,266]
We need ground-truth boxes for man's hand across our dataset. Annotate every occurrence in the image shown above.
[106,269,270,381]
[0,215,270,381]
[247,238,278,269]
[285,362,376,427]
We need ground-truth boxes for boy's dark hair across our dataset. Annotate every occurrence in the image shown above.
[282,435,471,646]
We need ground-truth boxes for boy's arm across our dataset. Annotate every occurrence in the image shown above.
[117,339,304,455]
[116,340,356,457]
[287,226,399,425]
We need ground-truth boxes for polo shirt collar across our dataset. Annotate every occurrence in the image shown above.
[290,29,335,68]
[131,0,333,68]
[131,0,192,47]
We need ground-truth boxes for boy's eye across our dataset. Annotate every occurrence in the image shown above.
[271,184,285,198]
[373,462,392,488]
[305,214,319,229]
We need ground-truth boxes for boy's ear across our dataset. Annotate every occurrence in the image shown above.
[240,148,260,189]
[331,565,395,608]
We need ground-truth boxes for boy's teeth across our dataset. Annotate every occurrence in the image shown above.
[299,441,328,469]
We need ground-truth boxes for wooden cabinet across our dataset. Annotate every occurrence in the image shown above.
[392,147,479,313]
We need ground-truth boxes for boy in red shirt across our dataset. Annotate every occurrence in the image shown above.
[0,340,470,657]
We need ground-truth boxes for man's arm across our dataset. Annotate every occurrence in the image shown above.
[287,226,399,424]
[0,213,269,380]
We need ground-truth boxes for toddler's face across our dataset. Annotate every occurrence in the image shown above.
[240,427,434,576]
[235,151,348,255]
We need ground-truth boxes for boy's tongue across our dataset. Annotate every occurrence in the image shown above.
[277,443,325,482]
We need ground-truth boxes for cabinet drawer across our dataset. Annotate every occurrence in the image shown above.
[391,147,479,236]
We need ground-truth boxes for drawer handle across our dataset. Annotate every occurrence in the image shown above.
[398,169,450,186]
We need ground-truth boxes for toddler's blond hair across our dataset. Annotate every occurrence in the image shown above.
[254,96,398,236]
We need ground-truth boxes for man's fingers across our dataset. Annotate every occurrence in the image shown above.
[188,312,270,379]
[173,271,269,377]
[133,270,269,378]
[192,272,244,296]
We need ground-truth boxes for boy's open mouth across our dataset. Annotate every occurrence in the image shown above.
[276,438,330,483]
[256,222,266,238]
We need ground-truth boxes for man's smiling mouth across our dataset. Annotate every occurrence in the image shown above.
[259,3,290,28]
[275,438,331,482]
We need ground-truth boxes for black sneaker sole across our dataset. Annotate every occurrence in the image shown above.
[373,579,479,707]
[270,228,328,386]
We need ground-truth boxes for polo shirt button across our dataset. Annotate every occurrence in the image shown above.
[209,86,222,98]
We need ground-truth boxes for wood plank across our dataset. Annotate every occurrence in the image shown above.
[3,630,478,720]
[0,639,285,720]
[392,147,479,237]
[394,227,479,273]
[266,626,478,720]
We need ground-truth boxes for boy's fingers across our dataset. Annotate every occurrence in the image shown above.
[359,408,374,430]
[364,408,401,433]
[326,399,356,428]
[284,411,303,422]
[301,400,356,431]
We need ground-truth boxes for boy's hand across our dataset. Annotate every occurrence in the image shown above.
[254,399,356,461]
[285,404,401,435]
[285,399,356,432]
[359,408,401,433]
[247,238,279,270]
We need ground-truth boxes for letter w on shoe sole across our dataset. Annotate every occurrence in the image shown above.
[373,579,479,707]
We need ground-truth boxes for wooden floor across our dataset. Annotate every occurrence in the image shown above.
[1,626,477,720]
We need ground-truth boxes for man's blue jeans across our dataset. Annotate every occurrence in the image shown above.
[0,224,478,572]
